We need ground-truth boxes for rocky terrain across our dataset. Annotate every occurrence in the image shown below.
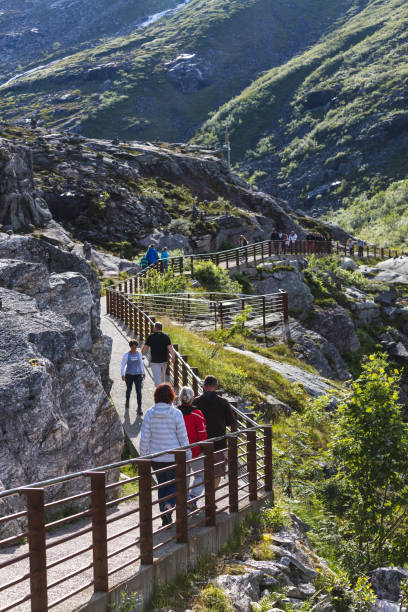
[0,232,123,532]
[0,124,320,257]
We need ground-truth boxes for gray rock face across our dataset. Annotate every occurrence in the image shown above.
[0,139,52,230]
[273,320,350,381]
[308,305,360,354]
[0,286,123,534]
[165,53,213,93]
[254,270,314,317]
[216,570,264,612]
[351,300,381,327]
[371,568,408,602]
[374,286,397,306]
[340,257,357,271]
[372,600,401,612]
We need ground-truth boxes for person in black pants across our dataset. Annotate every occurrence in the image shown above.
[121,339,146,415]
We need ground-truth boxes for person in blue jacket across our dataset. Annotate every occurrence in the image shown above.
[146,244,159,265]
[161,247,169,271]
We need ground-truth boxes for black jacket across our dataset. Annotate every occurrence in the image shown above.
[192,391,236,450]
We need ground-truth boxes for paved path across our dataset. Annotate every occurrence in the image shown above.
[100,298,156,454]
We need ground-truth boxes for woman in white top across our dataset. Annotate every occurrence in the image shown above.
[140,383,191,526]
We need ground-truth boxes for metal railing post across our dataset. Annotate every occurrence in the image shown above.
[262,296,266,336]
[227,435,238,513]
[174,450,188,543]
[192,367,200,396]
[173,344,180,388]
[263,426,273,494]
[201,442,216,526]
[236,249,240,268]
[247,430,257,502]
[136,459,153,565]
[85,471,109,592]
[181,355,188,386]
[21,487,48,612]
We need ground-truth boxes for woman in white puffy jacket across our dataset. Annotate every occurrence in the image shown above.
[139,383,191,526]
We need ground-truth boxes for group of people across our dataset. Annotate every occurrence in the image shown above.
[121,323,236,526]
[139,245,169,270]
[346,237,365,257]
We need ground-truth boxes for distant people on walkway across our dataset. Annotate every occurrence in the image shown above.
[142,321,176,386]
[146,244,159,266]
[177,386,207,510]
[347,238,355,256]
[161,247,169,271]
[140,383,191,526]
[121,339,145,415]
[193,375,236,492]
[239,235,248,247]
[357,238,364,258]
[289,231,297,251]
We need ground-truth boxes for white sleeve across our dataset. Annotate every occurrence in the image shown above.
[139,411,151,456]
[121,353,128,377]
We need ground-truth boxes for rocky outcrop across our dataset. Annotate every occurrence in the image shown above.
[371,568,408,603]
[0,234,123,534]
[0,127,304,255]
[254,269,314,318]
[165,53,213,93]
[308,305,360,354]
[0,138,52,230]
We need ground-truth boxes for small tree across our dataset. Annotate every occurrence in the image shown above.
[329,353,408,567]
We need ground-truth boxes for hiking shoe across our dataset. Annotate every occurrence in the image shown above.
[162,512,172,527]
[137,407,143,415]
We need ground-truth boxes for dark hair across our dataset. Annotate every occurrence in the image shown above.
[203,375,218,388]
[154,321,163,331]
[149,244,154,248]
[154,383,176,404]
[129,339,138,347]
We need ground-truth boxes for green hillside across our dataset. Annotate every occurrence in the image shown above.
[0,0,360,141]
[194,0,408,216]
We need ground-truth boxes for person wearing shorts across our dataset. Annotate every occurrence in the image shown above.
[142,322,175,387]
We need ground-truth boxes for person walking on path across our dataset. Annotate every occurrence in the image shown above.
[142,321,176,386]
[140,383,191,526]
[357,238,364,258]
[177,386,207,511]
[146,244,159,266]
[121,339,145,415]
[238,235,248,247]
[161,247,169,271]
[193,375,236,493]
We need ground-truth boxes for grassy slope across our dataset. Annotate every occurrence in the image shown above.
[0,0,357,141]
[195,0,408,209]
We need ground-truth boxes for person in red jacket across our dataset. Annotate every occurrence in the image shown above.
[178,386,207,511]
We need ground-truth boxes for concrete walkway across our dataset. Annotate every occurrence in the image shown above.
[100,297,156,454]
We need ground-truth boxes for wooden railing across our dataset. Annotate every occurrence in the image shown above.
[0,424,272,611]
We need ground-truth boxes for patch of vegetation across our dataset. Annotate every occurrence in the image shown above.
[164,319,309,411]
[192,260,242,295]
[328,178,408,249]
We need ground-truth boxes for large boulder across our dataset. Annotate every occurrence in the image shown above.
[254,270,314,318]
[371,568,408,602]
[308,305,360,354]
[350,300,381,327]
[0,287,123,535]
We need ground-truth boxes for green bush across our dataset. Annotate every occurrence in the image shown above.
[168,218,193,237]
[142,267,190,294]
[192,260,242,294]
[194,585,234,612]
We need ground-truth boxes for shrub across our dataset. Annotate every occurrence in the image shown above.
[192,260,242,294]
[194,585,234,612]
[143,268,190,294]
[168,218,192,237]
[328,354,408,568]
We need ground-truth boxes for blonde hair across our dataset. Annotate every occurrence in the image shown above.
[179,386,194,404]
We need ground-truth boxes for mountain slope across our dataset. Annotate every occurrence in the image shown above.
[194,0,408,214]
[0,0,182,80]
[0,0,362,141]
